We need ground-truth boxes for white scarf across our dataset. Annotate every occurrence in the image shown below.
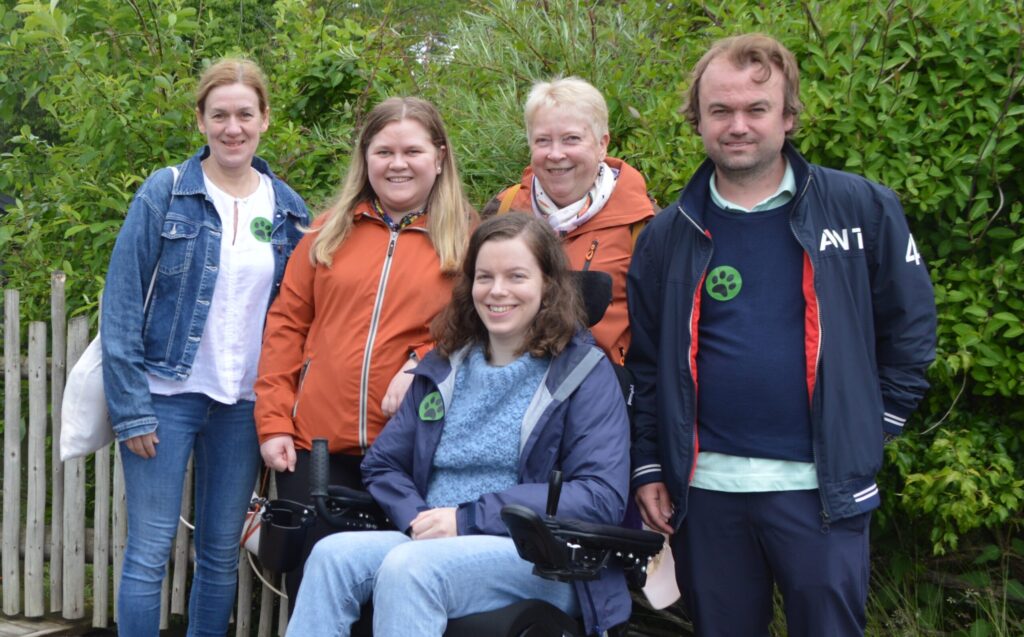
[531,162,617,234]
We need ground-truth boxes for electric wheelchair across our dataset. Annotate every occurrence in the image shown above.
[258,271,664,636]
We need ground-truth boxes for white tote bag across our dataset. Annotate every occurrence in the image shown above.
[59,166,178,461]
[59,335,112,461]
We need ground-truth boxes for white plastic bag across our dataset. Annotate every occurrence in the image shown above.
[641,529,681,609]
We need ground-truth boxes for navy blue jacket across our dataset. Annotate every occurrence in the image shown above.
[626,142,936,526]
[362,333,632,635]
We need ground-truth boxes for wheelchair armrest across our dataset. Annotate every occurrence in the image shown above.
[501,504,573,577]
[551,517,663,559]
[325,484,379,509]
[313,485,391,532]
[501,504,663,587]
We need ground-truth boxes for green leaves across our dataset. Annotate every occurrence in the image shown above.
[0,0,406,315]
[0,4,1021,609]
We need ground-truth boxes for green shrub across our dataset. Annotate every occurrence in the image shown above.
[1,0,1021,629]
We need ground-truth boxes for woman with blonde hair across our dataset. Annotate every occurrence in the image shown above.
[256,96,475,605]
[102,58,309,636]
[484,77,655,365]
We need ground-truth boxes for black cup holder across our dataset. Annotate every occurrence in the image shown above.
[258,499,316,573]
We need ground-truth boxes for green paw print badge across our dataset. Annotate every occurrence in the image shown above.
[706,266,742,302]
[250,217,273,243]
[418,391,445,422]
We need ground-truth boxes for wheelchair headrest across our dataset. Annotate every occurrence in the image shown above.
[573,270,612,328]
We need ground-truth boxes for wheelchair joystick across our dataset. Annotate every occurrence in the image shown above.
[545,470,563,517]
[310,438,329,499]
[309,438,388,532]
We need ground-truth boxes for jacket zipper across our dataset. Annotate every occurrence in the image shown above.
[786,172,830,528]
[359,229,399,452]
[677,204,713,487]
[582,239,599,271]
[291,358,312,418]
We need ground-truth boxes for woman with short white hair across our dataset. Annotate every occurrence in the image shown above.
[484,77,655,365]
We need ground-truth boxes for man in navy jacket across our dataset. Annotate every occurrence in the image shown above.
[626,33,936,636]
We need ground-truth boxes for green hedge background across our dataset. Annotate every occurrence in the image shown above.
[1,0,1021,634]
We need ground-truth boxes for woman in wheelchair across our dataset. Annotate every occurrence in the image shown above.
[285,213,632,636]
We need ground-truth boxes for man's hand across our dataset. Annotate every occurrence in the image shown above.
[409,508,458,540]
[260,434,296,473]
[636,482,674,534]
[381,357,418,417]
[125,432,159,458]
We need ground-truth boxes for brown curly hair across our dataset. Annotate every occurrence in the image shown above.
[432,214,585,361]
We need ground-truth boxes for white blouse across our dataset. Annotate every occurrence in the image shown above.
[148,171,276,403]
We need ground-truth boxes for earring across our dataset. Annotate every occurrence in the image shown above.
[436,166,442,174]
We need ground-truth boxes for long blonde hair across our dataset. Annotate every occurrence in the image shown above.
[311,97,473,273]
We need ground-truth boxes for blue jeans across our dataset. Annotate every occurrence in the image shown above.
[117,393,260,637]
[286,531,579,637]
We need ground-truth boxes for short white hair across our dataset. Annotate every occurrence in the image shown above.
[524,77,609,143]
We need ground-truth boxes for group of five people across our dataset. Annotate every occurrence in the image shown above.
[101,32,936,637]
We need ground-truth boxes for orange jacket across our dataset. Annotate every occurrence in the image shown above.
[484,157,655,363]
[255,202,456,455]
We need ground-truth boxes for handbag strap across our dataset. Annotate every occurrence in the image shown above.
[141,165,183,313]
[496,183,522,215]
[255,466,271,498]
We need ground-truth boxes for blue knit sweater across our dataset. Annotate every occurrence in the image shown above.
[425,346,548,508]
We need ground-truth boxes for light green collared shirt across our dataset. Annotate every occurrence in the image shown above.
[709,160,796,213]
[692,159,818,493]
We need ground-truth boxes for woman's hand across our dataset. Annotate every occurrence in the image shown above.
[381,357,418,417]
[125,432,159,458]
[409,507,457,540]
[260,434,297,473]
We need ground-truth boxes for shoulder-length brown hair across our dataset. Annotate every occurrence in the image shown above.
[433,214,585,360]
[311,97,473,273]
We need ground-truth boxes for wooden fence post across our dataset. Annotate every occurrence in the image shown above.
[113,445,127,617]
[92,443,112,628]
[24,322,48,616]
[63,316,90,620]
[50,271,67,613]
[3,289,21,615]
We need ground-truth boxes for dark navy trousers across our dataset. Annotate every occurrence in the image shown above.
[671,488,870,637]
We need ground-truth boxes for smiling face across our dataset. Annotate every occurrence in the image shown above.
[196,82,269,175]
[528,106,609,208]
[366,118,444,217]
[472,236,544,363]
[697,56,793,184]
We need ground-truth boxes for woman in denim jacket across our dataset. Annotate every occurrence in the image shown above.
[101,58,308,636]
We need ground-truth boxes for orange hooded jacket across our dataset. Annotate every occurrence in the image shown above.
[484,157,655,363]
[255,202,456,455]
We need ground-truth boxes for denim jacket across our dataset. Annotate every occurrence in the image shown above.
[102,146,309,441]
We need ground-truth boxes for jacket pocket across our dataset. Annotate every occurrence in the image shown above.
[292,357,313,418]
[158,217,201,275]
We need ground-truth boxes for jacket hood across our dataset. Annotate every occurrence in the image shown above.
[413,330,600,390]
